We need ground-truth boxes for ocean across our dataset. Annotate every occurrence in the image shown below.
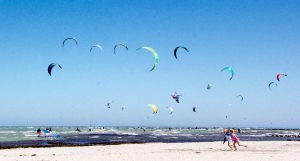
[0,126,299,149]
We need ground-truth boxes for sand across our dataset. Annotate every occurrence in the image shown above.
[0,141,300,161]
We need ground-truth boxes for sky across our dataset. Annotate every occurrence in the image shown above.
[0,0,299,128]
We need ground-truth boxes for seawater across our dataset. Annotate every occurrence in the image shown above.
[0,126,299,149]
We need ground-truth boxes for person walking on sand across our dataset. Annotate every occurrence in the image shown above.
[230,129,247,151]
[223,129,234,150]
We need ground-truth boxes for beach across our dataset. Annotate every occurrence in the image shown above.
[0,141,299,161]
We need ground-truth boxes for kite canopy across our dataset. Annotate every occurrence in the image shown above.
[114,43,128,54]
[62,38,78,47]
[48,63,62,76]
[237,95,244,102]
[221,66,234,80]
[166,106,174,115]
[148,104,158,114]
[207,84,212,90]
[174,46,189,59]
[171,92,182,103]
[276,73,287,81]
[107,101,114,109]
[136,46,159,71]
[268,82,278,90]
[90,44,103,53]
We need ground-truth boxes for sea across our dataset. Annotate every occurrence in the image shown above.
[0,126,299,149]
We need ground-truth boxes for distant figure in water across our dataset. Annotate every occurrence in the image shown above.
[238,128,241,133]
[37,128,41,135]
[169,128,172,131]
[230,129,247,151]
[89,129,92,131]
[49,128,52,132]
[44,128,50,133]
[76,128,81,132]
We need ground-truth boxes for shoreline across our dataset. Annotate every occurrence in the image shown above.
[1,141,300,161]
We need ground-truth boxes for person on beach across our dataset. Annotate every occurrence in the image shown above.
[230,129,247,151]
[223,129,234,150]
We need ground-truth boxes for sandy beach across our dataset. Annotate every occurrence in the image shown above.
[0,141,299,161]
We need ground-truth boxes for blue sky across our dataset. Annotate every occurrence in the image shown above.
[0,0,299,128]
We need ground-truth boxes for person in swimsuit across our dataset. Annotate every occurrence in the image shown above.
[223,129,233,150]
[230,129,247,151]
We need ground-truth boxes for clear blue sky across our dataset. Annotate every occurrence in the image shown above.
[0,0,299,128]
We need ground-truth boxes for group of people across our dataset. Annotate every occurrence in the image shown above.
[36,128,55,137]
[223,129,247,151]
[37,127,84,135]
[36,128,52,135]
